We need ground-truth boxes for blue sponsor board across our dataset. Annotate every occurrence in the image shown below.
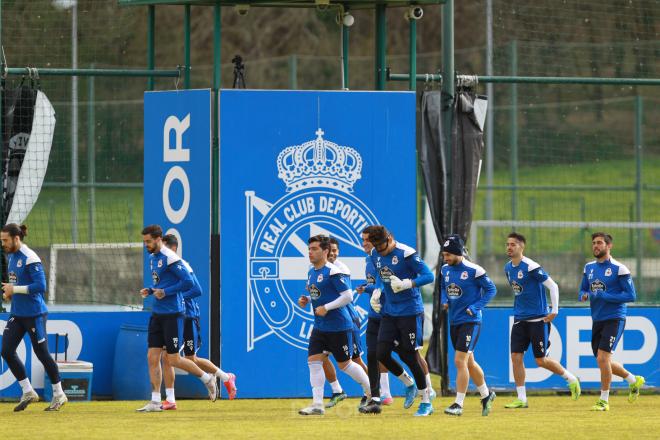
[447,307,658,390]
[143,89,212,360]
[219,90,416,397]
[0,312,149,398]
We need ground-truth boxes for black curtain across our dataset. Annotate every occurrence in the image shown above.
[420,88,486,394]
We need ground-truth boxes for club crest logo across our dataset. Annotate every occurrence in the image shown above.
[605,268,612,277]
[157,260,163,268]
[510,281,523,295]
[460,271,468,280]
[317,274,323,283]
[246,129,379,351]
[590,279,606,293]
[17,260,22,268]
[392,256,399,265]
[308,285,321,300]
[517,270,523,279]
[446,283,462,298]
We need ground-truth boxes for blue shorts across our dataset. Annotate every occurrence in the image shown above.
[2,314,49,353]
[148,313,184,354]
[351,328,363,359]
[450,322,481,353]
[377,313,423,352]
[308,328,352,362]
[183,317,202,356]
[510,320,551,358]
[591,319,625,356]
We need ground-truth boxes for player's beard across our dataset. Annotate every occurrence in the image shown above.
[593,249,607,259]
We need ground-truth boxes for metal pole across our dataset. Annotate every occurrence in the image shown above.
[408,18,416,91]
[442,0,454,231]
[211,0,222,369]
[147,5,155,91]
[485,0,494,253]
[510,40,518,222]
[342,21,349,89]
[288,55,297,89]
[71,2,79,244]
[375,4,386,90]
[184,4,191,89]
[87,73,96,301]
[635,95,643,295]
[440,0,454,398]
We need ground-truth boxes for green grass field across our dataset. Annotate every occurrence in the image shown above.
[2,395,659,439]
[24,156,660,252]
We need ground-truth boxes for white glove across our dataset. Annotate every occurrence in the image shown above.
[390,275,412,293]
[370,288,382,313]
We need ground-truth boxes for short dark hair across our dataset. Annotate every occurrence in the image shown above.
[507,232,526,245]
[141,224,163,238]
[163,234,178,248]
[308,235,330,250]
[328,236,339,246]
[591,232,613,244]
[367,225,390,247]
[2,223,27,239]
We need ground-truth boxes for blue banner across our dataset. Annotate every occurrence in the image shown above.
[448,307,659,390]
[143,89,212,360]
[219,90,417,397]
[0,311,149,398]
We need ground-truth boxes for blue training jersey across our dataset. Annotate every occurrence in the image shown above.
[504,256,550,321]
[579,257,635,322]
[441,259,497,325]
[148,246,192,315]
[7,244,47,317]
[369,242,434,317]
[307,262,353,332]
[180,259,202,319]
[363,255,383,320]
[333,259,362,331]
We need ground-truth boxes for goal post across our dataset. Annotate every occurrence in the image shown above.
[48,242,144,307]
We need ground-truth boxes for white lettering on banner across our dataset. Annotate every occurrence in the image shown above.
[161,113,191,251]
[162,166,190,224]
[505,316,658,384]
[508,316,563,383]
[0,320,82,390]
[565,316,597,381]
[163,114,190,162]
[565,316,657,383]
[613,317,657,366]
[165,228,183,257]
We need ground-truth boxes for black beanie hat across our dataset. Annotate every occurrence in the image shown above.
[442,234,464,256]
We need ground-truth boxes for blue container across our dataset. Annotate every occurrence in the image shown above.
[112,324,151,400]
[44,361,94,401]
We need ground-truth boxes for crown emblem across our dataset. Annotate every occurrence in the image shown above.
[277,128,362,193]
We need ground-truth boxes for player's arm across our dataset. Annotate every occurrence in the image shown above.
[182,273,202,299]
[440,270,448,309]
[578,270,590,302]
[320,288,353,311]
[163,262,194,296]
[530,267,559,316]
[601,274,636,304]
[407,253,434,288]
[467,273,497,314]
[319,274,353,312]
[3,262,47,297]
